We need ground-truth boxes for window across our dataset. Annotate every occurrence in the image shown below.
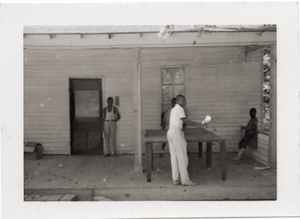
[75,91,99,117]
[161,66,186,113]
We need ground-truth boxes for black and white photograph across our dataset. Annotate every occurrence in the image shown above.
[22,24,277,201]
[1,2,299,219]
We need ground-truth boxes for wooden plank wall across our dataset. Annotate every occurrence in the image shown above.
[24,48,135,154]
[243,50,270,165]
[141,46,262,153]
[246,133,269,166]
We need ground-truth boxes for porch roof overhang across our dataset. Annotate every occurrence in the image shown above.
[24,25,276,48]
[24,25,276,35]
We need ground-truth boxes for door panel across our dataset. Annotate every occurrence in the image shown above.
[72,131,86,153]
[88,131,102,151]
[70,79,103,155]
[75,90,100,118]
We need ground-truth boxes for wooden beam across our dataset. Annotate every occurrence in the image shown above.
[268,44,277,168]
[245,45,266,53]
[245,45,269,62]
[23,25,276,35]
[24,32,277,48]
[133,47,143,172]
[227,32,238,36]
[255,32,265,36]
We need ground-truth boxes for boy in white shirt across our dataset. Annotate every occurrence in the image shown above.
[160,97,177,157]
[167,94,208,186]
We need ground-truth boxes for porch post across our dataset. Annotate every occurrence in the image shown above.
[268,44,277,168]
[133,47,143,172]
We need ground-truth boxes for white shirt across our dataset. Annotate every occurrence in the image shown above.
[169,104,186,129]
[105,107,116,120]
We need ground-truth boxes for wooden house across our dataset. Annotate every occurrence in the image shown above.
[23,25,277,172]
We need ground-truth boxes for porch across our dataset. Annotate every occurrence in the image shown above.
[24,152,276,201]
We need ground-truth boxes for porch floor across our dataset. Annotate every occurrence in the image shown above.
[24,152,277,201]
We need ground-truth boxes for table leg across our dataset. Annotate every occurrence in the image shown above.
[220,140,227,180]
[152,147,153,169]
[198,142,202,158]
[206,142,212,168]
[146,143,153,182]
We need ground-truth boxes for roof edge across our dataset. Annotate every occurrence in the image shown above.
[24,25,277,34]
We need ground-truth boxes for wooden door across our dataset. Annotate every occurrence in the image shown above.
[69,79,103,155]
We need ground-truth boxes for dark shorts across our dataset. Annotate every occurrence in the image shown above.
[239,130,255,149]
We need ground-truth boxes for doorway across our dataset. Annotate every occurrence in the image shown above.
[69,79,103,155]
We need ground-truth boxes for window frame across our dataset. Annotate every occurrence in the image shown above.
[159,65,189,113]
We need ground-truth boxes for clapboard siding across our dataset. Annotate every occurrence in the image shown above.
[141,46,262,152]
[243,50,270,165]
[24,48,135,154]
[24,45,266,156]
[245,133,269,166]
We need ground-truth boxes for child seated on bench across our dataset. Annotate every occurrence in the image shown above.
[233,108,258,160]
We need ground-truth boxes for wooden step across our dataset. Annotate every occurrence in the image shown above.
[35,195,52,201]
[58,194,78,201]
[93,196,114,201]
[25,195,41,201]
[47,195,64,201]
[24,194,77,201]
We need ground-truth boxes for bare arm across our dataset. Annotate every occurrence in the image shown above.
[114,107,121,122]
[103,108,106,132]
[181,118,208,128]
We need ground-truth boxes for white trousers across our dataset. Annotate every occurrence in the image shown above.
[167,126,190,183]
[104,121,116,154]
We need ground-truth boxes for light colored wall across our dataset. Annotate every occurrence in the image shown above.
[141,46,262,153]
[24,45,266,158]
[24,48,135,154]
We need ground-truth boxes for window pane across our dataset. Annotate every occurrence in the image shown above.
[162,68,172,85]
[75,91,99,117]
[162,85,172,102]
[174,68,185,85]
[174,85,185,97]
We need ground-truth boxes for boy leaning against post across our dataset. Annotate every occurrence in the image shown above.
[103,97,121,157]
